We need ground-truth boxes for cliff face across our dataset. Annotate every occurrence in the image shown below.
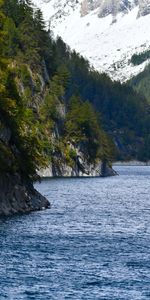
[0,94,114,217]
[0,122,50,216]
[0,174,50,216]
[39,163,116,178]
[20,63,115,179]
[39,151,116,178]
[0,0,116,216]
[34,0,150,21]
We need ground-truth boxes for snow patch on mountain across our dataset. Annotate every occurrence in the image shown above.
[33,0,150,81]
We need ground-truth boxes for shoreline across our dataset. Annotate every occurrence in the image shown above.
[113,161,150,166]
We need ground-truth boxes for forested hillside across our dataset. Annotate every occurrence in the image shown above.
[0,0,115,183]
[0,0,150,184]
[51,37,150,161]
[130,63,150,102]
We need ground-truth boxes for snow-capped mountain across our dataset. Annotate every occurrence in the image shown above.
[33,0,150,81]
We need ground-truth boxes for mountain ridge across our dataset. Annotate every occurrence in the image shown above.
[33,0,150,81]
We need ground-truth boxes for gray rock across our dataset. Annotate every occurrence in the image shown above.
[0,126,11,144]
[138,0,150,17]
[39,154,116,178]
[0,174,50,217]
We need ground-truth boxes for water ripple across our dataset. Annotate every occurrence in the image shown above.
[0,166,150,299]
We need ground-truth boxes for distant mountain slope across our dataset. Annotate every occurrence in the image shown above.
[129,63,150,102]
[33,0,150,81]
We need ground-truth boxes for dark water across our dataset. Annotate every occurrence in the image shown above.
[0,166,150,300]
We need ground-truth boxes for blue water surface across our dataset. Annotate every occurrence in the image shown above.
[0,166,150,299]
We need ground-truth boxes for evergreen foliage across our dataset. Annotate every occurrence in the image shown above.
[0,0,150,184]
[131,50,150,66]
[65,96,114,162]
[129,64,150,102]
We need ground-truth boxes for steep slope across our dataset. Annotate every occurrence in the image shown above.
[33,0,150,81]
[0,0,150,218]
[129,63,150,102]
[0,0,117,216]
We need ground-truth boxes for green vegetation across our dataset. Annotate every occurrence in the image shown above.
[0,62,49,178]
[0,0,150,184]
[65,96,114,162]
[131,49,150,66]
[0,0,114,178]
[129,63,150,161]
[129,63,150,102]
[0,0,50,179]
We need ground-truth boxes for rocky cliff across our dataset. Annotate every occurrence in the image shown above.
[29,66,116,178]
[81,0,150,19]
[0,174,50,216]
[0,122,50,216]
[0,0,117,217]
[39,151,116,178]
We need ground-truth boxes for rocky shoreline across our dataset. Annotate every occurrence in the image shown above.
[39,158,117,178]
[0,161,116,217]
[0,174,50,217]
[113,161,150,166]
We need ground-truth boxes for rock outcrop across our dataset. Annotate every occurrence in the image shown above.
[81,0,150,19]
[40,0,150,20]
[0,174,50,217]
[138,0,150,17]
[0,121,50,217]
[39,149,116,178]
